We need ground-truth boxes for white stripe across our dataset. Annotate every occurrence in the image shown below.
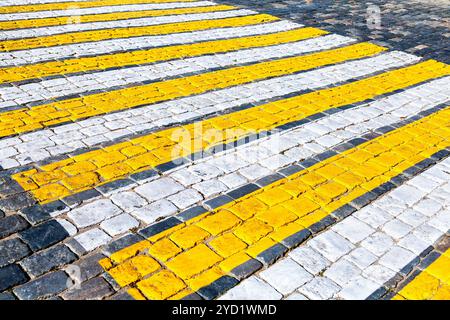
[0,1,216,22]
[0,20,300,67]
[0,51,423,169]
[0,9,254,40]
[0,34,355,108]
[0,10,256,40]
[218,159,450,300]
[0,0,98,5]
[46,76,449,250]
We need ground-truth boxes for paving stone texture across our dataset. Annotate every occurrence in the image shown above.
[0,0,448,300]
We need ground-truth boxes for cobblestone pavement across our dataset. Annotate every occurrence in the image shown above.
[214,0,450,64]
[0,0,449,300]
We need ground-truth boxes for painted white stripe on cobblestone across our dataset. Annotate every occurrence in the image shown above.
[0,1,216,22]
[0,20,300,67]
[1,0,99,5]
[0,51,423,169]
[0,34,354,108]
[0,9,254,40]
[218,159,450,300]
[49,76,450,251]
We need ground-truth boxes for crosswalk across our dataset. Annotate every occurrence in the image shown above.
[0,0,448,300]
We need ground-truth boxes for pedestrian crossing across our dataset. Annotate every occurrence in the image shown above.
[0,0,448,300]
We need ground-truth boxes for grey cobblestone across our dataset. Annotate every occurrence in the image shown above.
[61,277,113,300]
[0,238,31,267]
[215,0,450,64]
[19,244,77,278]
[13,270,69,300]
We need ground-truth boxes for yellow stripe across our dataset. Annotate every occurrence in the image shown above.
[11,59,449,205]
[0,27,328,84]
[0,42,385,138]
[100,106,450,299]
[393,248,450,300]
[0,0,198,14]
[0,5,236,30]
[0,14,278,51]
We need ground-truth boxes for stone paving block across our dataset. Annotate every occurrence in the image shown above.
[66,253,105,283]
[0,292,16,300]
[0,215,29,238]
[61,277,113,300]
[100,213,139,237]
[219,277,282,300]
[19,220,69,252]
[289,246,331,275]
[0,264,29,292]
[68,199,123,228]
[74,229,112,252]
[259,258,313,295]
[20,244,77,278]
[0,0,449,301]
[298,277,341,300]
[13,271,69,300]
[0,238,31,267]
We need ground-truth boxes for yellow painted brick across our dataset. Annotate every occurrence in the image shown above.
[424,255,450,284]
[127,288,146,300]
[219,252,252,273]
[187,267,225,291]
[166,244,222,280]
[60,161,97,176]
[91,151,126,167]
[256,205,298,228]
[246,237,277,257]
[108,262,140,287]
[256,188,292,206]
[137,270,186,300]
[209,233,247,258]
[278,180,309,196]
[432,284,450,300]
[281,195,321,217]
[315,164,346,179]
[98,258,113,271]
[314,181,348,200]
[108,255,160,287]
[196,210,241,236]
[169,225,210,250]
[234,219,273,245]
[400,272,440,300]
[297,210,329,228]
[269,222,305,243]
[61,172,100,191]
[391,294,407,300]
[334,171,365,189]
[168,289,194,300]
[125,152,160,170]
[300,171,327,187]
[31,183,71,203]
[109,240,152,264]
[31,170,66,186]
[120,145,147,158]
[12,173,38,191]
[96,162,133,180]
[148,238,182,262]
[225,198,267,220]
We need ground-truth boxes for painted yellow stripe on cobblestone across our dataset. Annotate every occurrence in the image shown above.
[0,27,328,84]
[0,0,198,14]
[0,5,237,30]
[393,249,450,300]
[0,42,384,138]
[0,14,278,51]
[100,106,450,300]
[11,59,450,205]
